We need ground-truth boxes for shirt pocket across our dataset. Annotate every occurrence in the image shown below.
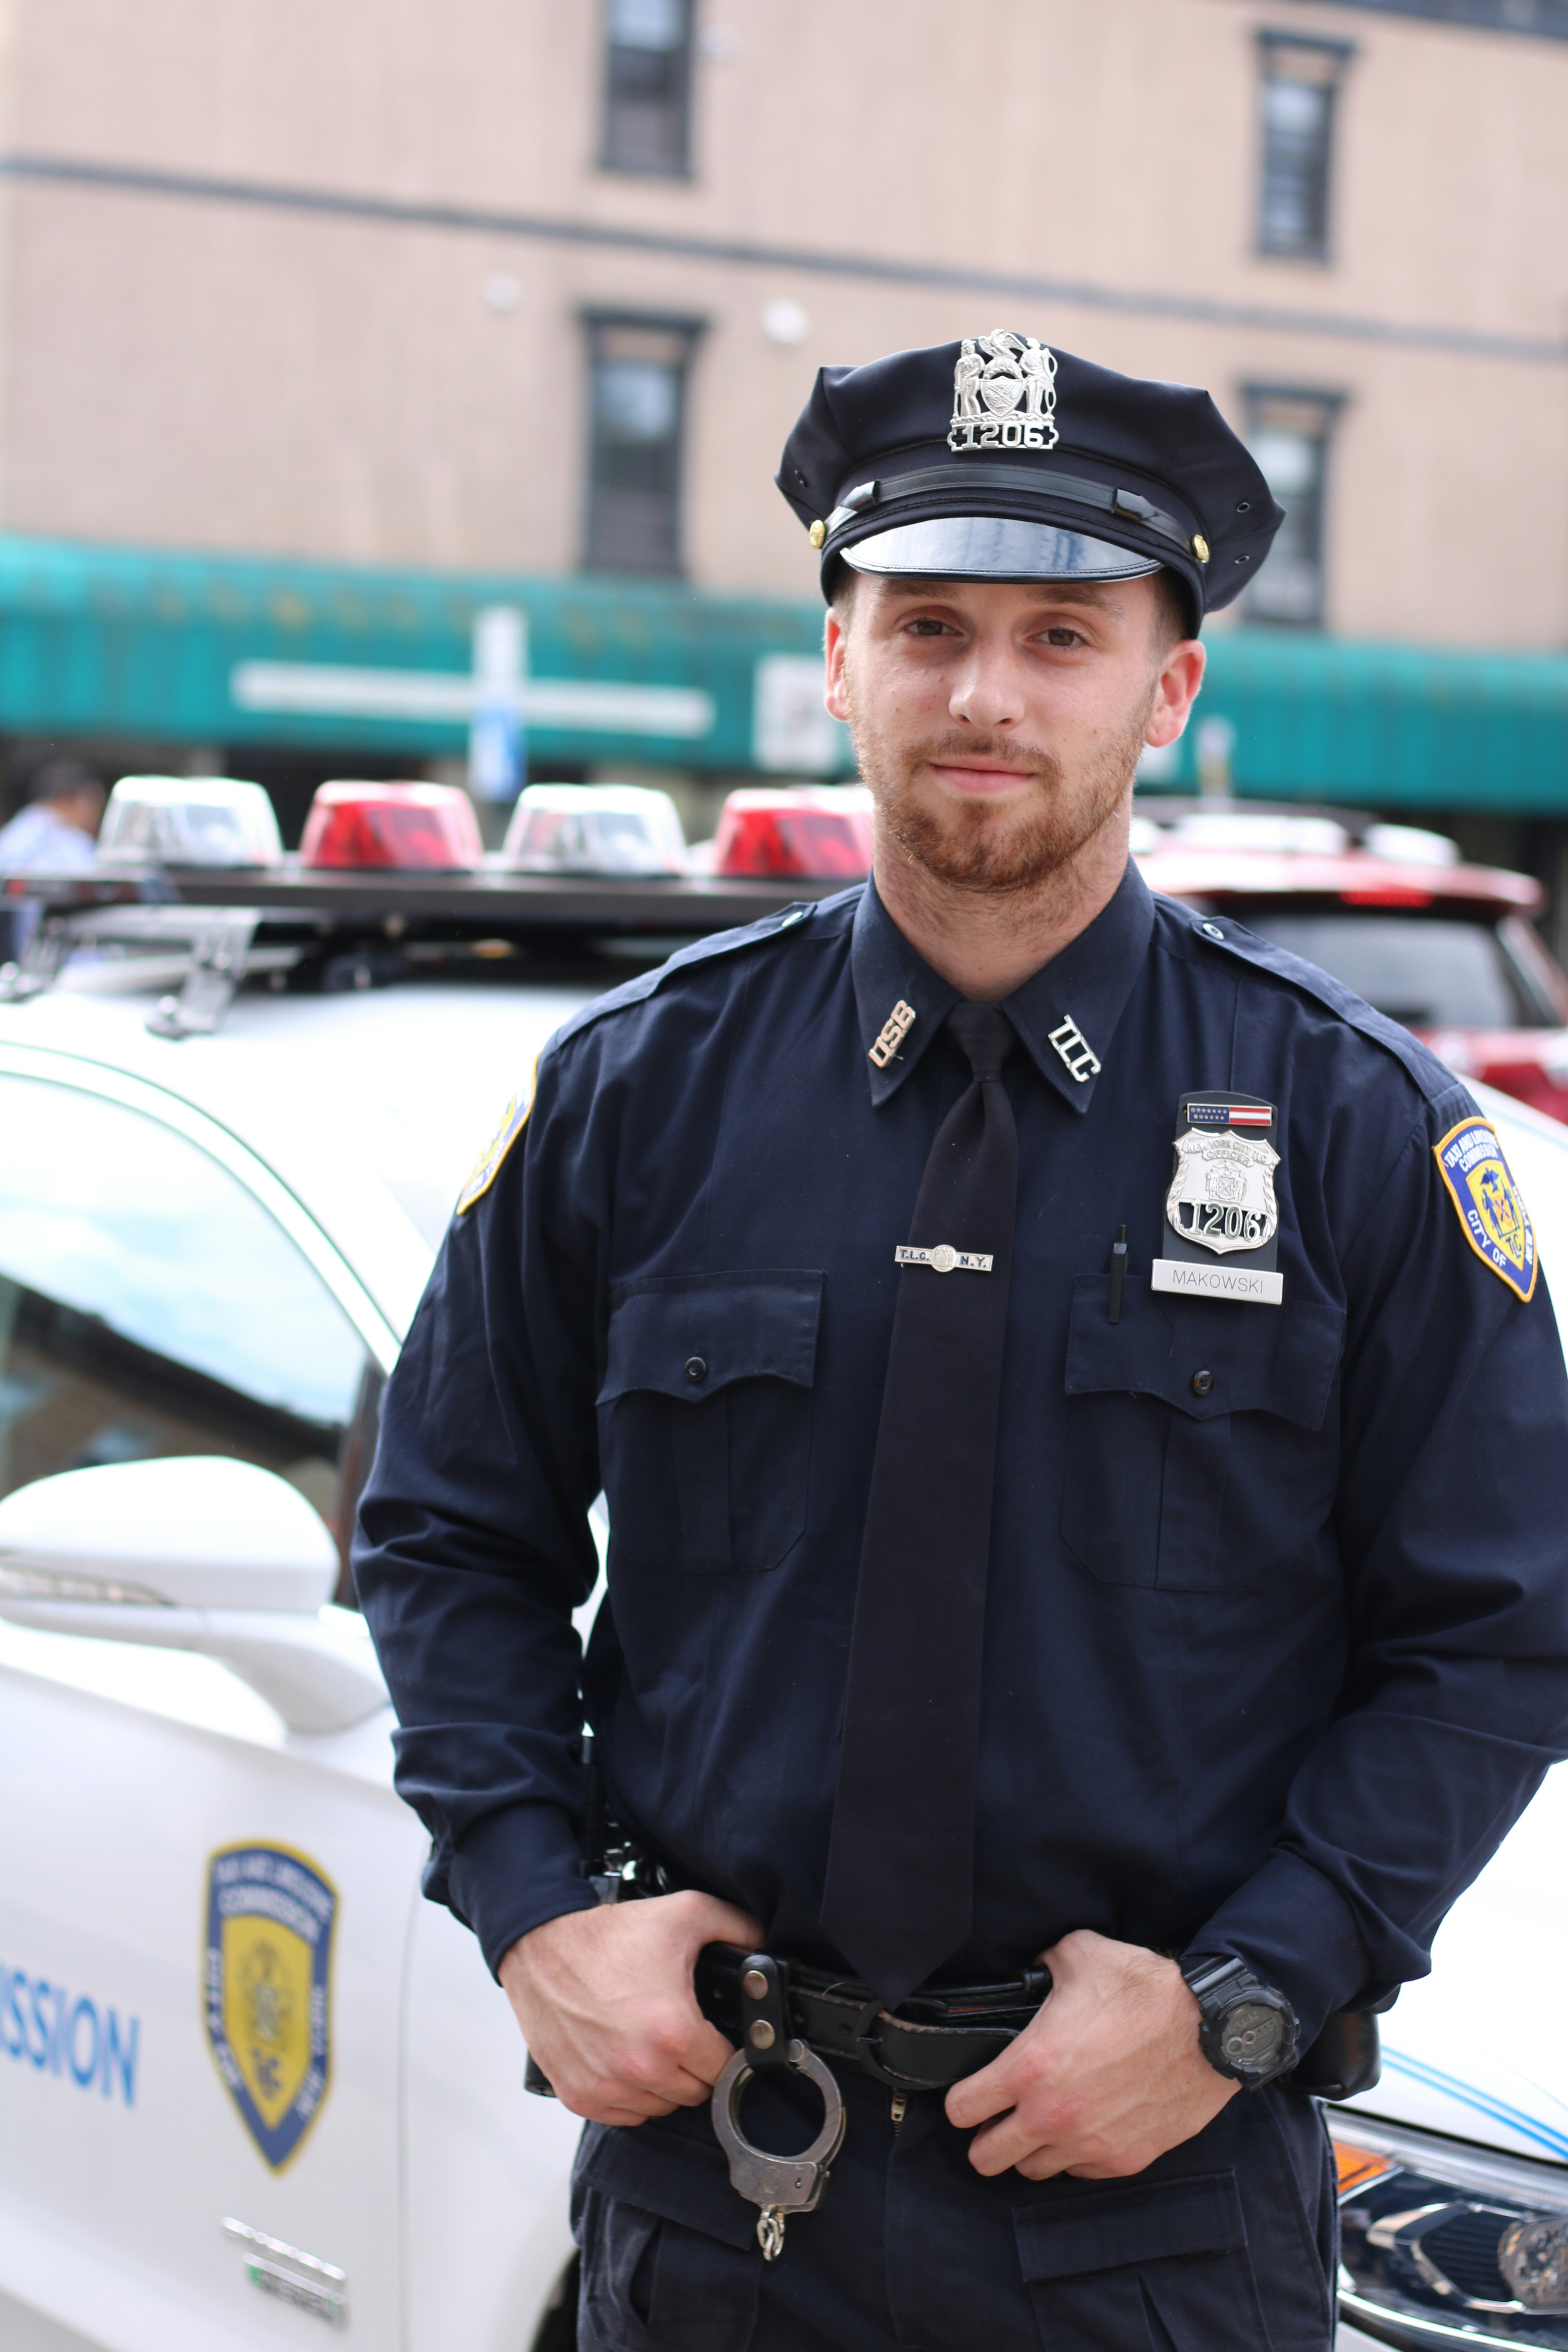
[1013,2171,1268,2352]
[1060,1275,1343,1593]
[599,1270,823,1576]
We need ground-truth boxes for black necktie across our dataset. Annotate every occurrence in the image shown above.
[820,1002,1018,2006]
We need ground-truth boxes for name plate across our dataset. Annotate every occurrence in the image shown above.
[1151,1258,1283,1306]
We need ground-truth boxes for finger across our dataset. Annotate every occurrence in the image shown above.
[965,2107,1050,2178]
[945,2049,1024,2131]
[685,1897,766,1952]
[1014,2145,1069,2182]
[683,2017,745,2087]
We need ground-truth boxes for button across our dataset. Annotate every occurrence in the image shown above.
[1191,1369,1214,1397]
[747,2019,777,2050]
[742,1967,769,2002]
[1199,921,1225,942]
[684,1356,708,1385]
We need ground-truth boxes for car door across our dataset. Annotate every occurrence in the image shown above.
[0,1058,425,2350]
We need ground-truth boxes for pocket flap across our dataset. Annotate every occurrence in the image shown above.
[1066,1276,1343,1431]
[1013,2171,1245,2281]
[575,2117,757,2252]
[601,1270,824,1406]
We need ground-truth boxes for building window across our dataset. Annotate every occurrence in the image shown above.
[583,316,702,576]
[1244,388,1344,628]
[1257,36,1351,260]
[601,0,694,177]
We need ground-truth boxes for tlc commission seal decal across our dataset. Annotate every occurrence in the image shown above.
[1433,1117,1538,1303]
[205,1844,336,2170]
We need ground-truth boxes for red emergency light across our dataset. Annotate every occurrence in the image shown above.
[712,789,873,880]
[299,781,484,872]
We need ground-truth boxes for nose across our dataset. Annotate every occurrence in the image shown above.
[947,636,1027,731]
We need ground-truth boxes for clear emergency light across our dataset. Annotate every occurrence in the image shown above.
[299,781,483,871]
[501,784,687,877]
[97,776,283,868]
[713,788,874,881]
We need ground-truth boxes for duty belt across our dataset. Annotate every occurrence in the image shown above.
[692,1944,1051,2261]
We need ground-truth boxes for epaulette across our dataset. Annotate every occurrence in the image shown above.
[548,886,859,1058]
[1161,896,1465,1112]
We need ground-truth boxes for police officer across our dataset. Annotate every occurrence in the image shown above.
[355,336,1568,2351]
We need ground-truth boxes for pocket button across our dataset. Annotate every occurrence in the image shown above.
[1191,1368,1214,1397]
[684,1355,709,1385]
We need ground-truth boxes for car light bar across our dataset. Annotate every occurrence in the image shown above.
[713,787,874,880]
[97,775,283,869]
[299,780,483,872]
[501,783,687,877]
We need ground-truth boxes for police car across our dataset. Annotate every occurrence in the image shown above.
[2,778,1567,2352]
[1134,802,1568,1130]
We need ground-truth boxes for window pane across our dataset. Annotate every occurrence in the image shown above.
[603,0,691,174]
[1247,408,1331,626]
[1259,63,1335,257]
[1235,914,1528,1030]
[0,1077,372,1528]
[584,331,692,575]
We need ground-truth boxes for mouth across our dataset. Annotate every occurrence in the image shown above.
[924,759,1039,800]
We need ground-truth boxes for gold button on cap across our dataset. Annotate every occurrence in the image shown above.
[1191,533,1210,564]
[808,520,827,548]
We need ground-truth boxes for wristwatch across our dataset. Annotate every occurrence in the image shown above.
[1180,1954,1300,2088]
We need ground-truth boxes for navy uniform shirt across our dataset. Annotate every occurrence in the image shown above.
[354,865,1568,2043]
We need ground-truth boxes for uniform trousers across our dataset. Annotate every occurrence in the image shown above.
[572,2061,1338,2351]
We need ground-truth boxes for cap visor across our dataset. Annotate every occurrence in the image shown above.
[840,516,1163,583]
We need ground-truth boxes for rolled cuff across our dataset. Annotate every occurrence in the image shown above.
[443,1802,601,1978]
[1188,1849,1373,2047]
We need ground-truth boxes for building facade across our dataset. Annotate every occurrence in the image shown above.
[0,0,1563,839]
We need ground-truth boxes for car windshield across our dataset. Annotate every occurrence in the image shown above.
[1230,912,1535,1029]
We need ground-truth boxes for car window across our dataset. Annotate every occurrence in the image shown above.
[0,1075,377,1564]
[1234,913,1531,1030]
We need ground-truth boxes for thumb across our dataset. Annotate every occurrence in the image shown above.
[680,1894,767,1955]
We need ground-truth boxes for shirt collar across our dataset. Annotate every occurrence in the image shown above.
[851,860,1155,1114]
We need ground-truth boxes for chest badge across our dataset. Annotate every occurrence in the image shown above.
[1152,1093,1284,1305]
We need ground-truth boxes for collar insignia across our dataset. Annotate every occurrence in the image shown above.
[1047,1014,1100,1083]
[949,331,1059,454]
[1434,1116,1537,1302]
[869,998,916,1069]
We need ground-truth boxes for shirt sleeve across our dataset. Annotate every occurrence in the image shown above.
[353,1040,608,1976]
[1192,1081,1568,2043]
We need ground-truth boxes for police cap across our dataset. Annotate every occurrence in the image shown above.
[775,333,1283,633]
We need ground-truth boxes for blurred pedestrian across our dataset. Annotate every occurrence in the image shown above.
[0,760,105,965]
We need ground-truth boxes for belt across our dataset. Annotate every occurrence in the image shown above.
[694,1942,1051,2091]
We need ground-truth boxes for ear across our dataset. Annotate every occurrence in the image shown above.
[1144,638,1207,750]
[824,608,851,723]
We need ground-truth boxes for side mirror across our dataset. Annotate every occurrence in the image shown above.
[0,1458,387,1732]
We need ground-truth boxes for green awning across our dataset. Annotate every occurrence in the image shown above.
[0,534,1564,809]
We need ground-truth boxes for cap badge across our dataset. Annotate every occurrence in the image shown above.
[949,331,1059,454]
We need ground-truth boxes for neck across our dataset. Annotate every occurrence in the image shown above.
[871,799,1132,1002]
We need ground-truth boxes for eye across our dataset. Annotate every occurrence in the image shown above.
[904,615,957,637]
[1040,626,1084,648]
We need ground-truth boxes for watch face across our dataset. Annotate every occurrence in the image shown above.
[1219,2000,1285,2072]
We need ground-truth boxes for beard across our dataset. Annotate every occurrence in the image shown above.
[848,684,1154,899]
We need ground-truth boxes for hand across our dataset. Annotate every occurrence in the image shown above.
[944,1928,1238,2180]
[499,1891,764,2127]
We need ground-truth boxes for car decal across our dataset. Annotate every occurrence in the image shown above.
[205,1843,337,2171]
[1381,2045,1568,2163]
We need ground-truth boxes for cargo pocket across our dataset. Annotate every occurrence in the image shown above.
[1061,1275,1343,1592]
[599,1270,823,1575]
[573,2117,762,2352]
[1014,2171,1269,2352]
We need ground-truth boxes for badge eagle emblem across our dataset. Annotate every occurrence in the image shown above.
[949,330,1059,453]
[205,1844,336,2171]
[1165,1125,1280,1256]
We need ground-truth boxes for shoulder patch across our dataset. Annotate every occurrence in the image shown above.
[1433,1116,1538,1302]
[457,1078,532,1214]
